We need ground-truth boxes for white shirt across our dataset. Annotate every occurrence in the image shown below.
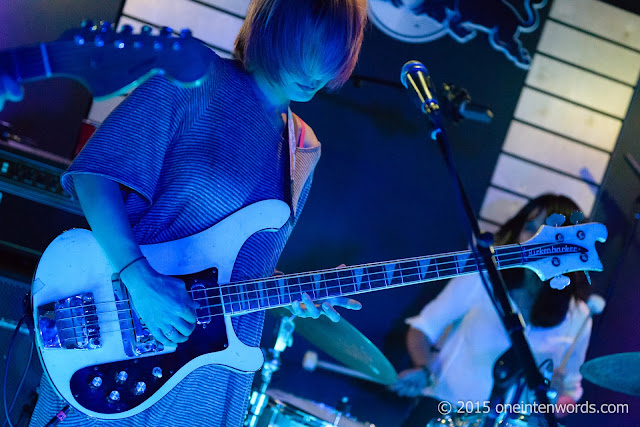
[406,273,591,404]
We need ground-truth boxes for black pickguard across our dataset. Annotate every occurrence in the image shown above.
[69,270,231,414]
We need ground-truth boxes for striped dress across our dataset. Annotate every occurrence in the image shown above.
[29,51,321,427]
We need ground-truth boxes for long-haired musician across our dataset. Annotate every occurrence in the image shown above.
[392,194,595,425]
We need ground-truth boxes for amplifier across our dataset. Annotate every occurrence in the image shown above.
[0,140,82,216]
[0,138,88,281]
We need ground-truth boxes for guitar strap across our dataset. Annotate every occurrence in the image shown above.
[286,108,297,221]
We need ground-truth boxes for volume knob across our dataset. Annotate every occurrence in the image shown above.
[133,382,147,395]
[108,390,120,402]
[90,376,102,388]
[115,371,128,383]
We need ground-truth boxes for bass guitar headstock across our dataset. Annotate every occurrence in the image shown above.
[50,21,212,98]
[520,218,607,289]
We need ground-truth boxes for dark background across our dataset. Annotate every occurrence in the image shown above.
[0,0,638,426]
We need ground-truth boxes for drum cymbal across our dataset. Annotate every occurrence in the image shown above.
[580,352,640,396]
[269,308,397,385]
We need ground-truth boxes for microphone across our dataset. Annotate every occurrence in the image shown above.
[400,60,439,114]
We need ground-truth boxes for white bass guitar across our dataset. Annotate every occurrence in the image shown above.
[31,199,607,419]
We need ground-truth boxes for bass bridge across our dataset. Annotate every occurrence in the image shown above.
[36,276,165,356]
[37,292,102,350]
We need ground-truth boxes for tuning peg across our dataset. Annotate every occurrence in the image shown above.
[160,26,173,37]
[570,211,585,225]
[81,19,95,29]
[545,213,566,227]
[180,29,193,38]
[119,24,133,35]
[141,25,153,35]
[99,21,112,32]
[550,274,571,290]
[73,34,85,45]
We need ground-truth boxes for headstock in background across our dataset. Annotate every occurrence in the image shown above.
[521,220,608,289]
[1,20,212,101]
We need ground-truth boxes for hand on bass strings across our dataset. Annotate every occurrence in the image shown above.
[0,74,24,111]
[73,174,200,348]
[390,366,434,397]
[282,264,362,322]
[288,292,362,322]
[120,257,200,347]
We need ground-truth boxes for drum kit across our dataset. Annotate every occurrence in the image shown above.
[244,303,640,427]
[426,413,542,427]
[244,309,398,427]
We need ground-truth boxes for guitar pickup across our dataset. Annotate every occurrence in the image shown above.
[191,283,212,326]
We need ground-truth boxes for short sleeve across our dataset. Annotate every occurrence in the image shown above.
[61,44,227,204]
[61,49,225,204]
[61,74,191,204]
[406,273,483,342]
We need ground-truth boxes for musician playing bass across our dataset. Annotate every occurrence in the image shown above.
[29,1,367,425]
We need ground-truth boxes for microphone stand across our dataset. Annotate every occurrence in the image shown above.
[409,76,558,427]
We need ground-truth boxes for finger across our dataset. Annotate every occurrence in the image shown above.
[290,300,303,316]
[164,327,189,344]
[327,297,362,311]
[178,302,198,323]
[321,302,340,322]
[173,318,196,337]
[336,264,347,269]
[152,327,173,346]
[302,293,320,318]
[397,371,412,380]
[189,297,201,310]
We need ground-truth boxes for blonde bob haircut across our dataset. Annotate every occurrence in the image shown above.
[234,0,367,90]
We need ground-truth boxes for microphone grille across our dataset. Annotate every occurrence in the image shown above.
[400,60,428,88]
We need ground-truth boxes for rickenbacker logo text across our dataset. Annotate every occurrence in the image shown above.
[524,244,581,260]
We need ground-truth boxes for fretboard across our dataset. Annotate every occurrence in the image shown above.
[218,244,526,315]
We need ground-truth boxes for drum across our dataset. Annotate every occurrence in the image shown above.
[426,413,554,427]
[254,389,372,427]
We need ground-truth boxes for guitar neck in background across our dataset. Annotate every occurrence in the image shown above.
[0,43,55,83]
